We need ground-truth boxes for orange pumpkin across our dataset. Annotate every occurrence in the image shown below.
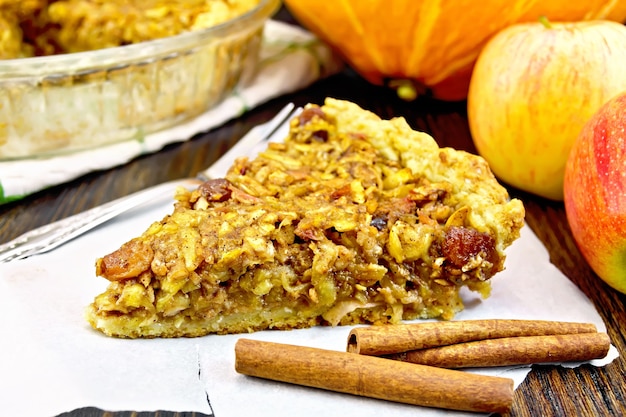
[284,1,626,101]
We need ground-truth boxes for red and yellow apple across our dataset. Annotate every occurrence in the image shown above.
[468,19,626,201]
[564,92,626,294]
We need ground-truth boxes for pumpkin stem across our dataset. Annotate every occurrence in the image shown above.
[389,79,418,101]
[538,15,553,29]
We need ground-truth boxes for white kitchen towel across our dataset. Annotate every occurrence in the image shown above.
[0,19,343,204]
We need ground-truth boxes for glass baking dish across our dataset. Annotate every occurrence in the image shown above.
[0,0,280,160]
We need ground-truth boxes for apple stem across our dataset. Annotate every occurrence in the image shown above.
[397,83,418,101]
[539,15,553,29]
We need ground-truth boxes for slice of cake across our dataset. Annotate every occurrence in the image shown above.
[86,98,525,338]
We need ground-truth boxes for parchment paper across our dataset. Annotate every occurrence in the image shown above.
[0,165,618,417]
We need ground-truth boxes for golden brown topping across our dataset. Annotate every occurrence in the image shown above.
[86,98,525,338]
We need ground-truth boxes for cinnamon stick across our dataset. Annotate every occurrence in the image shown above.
[347,319,598,356]
[234,338,514,414]
[385,332,611,368]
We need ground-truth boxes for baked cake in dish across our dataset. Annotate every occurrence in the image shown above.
[86,98,525,338]
[0,0,260,58]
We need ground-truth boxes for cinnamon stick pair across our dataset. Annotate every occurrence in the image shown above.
[233,320,610,413]
[347,319,610,368]
[235,338,514,414]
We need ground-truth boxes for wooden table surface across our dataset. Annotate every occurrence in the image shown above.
[2,9,625,417]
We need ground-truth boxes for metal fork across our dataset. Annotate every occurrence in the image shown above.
[0,103,300,264]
